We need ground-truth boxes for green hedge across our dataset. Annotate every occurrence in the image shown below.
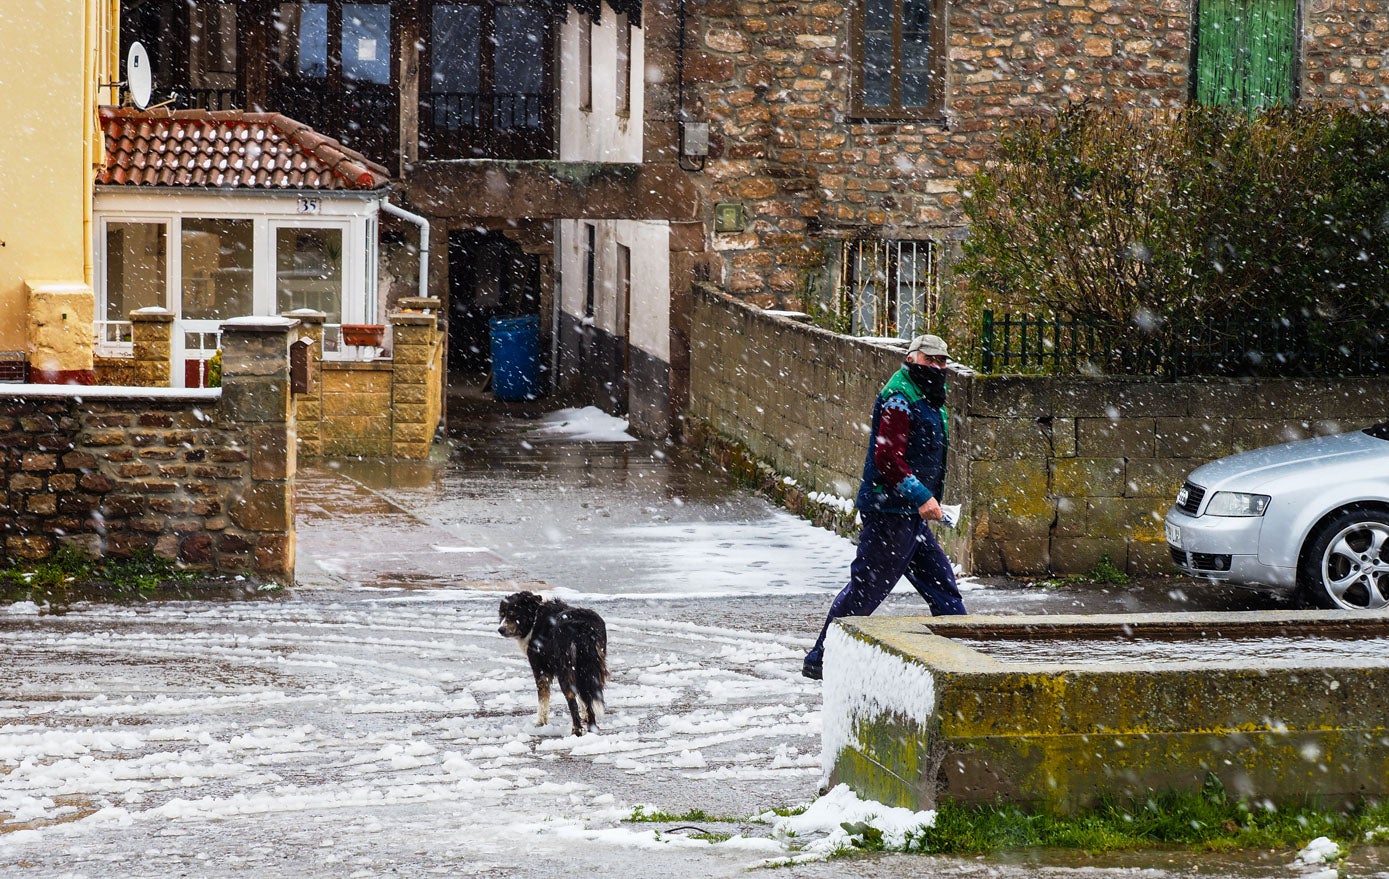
[958,104,1389,375]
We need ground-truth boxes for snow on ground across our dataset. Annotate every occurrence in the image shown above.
[0,593,866,876]
[528,407,637,443]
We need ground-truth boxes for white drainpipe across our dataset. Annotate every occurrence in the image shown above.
[381,200,430,300]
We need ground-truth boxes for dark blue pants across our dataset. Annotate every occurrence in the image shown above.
[805,512,965,664]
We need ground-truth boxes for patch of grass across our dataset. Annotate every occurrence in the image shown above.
[911,777,1385,857]
[0,547,199,610]
[628,806,737,824]
[1034,554,1131,589]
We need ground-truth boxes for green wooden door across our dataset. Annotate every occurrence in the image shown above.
[1195,0,1297,111]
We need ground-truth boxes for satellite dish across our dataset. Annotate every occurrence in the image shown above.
[127,42,152,109]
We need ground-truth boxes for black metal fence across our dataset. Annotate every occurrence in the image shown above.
[978,309,1389,378]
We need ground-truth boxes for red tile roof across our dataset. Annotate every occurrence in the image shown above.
[98,107,392,191]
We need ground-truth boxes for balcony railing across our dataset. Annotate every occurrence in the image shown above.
[422,91,545,132]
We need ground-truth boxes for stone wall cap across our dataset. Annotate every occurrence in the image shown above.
[282,309,327,321]
[221,316,300,331]
[0,384,221,401]
[389,312,436,325]
[131,307,175,321]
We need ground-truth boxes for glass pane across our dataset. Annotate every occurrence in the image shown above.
[495,6,545,127]
[863,33,893,106]
[431,4,480,91]
[280,2,328,79]
[181,219,254,321]
[105,223,167,326]
[343,3,391,84]
[862,0,894,108]
[900,0,932,106]
[189,1,238,90]
[276,227,344,323]
[894,242,930,338]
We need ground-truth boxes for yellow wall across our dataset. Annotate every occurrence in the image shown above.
[0,0,118,354]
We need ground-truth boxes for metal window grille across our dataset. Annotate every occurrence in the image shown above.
[838,239,940,339]
[0,351,26,383]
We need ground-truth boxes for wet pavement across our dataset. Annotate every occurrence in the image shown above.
[4,390,1366,879]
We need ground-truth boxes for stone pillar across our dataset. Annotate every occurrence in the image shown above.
[219,316,298,580]
[26,281,95,385]
[389,309,440,459]
[283,309,325,457]
[130,307,174,387]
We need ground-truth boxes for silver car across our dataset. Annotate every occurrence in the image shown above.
[1165,423,1389,610]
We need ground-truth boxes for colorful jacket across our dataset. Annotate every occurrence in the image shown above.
[854,367,948,515]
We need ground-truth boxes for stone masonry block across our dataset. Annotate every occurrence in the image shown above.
[249,425,294,482]
[230,482,292,531]
[1125,458,1190,500]
[1053,457,1125,498]
[1087,496,1166,539]
[392,381,428,405]
[221,379,291,424]
[220,334,290,378]
[1156,417,1232,460]
[392,421,434,446]
[967,376,1054,419]
[1053,495,1085,538]
[1076,418,1155,458]
[390,342,432,364]
[392,403,428,425]
[323,391,390,418]
[1050,537,1127,575]
[979,537,1050,576]
[971,459,1053,533]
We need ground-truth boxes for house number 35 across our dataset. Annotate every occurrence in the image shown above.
[297,198,322,214]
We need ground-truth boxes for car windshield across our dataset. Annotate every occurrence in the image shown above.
[1363,423,1389,441]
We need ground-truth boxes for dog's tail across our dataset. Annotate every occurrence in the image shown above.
[575,632,608,728]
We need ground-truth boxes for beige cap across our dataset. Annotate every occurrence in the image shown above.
[906,333,949,358]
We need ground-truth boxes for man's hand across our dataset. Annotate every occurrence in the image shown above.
[918,497,943,521]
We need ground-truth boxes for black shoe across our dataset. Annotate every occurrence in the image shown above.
[802,659,823,680]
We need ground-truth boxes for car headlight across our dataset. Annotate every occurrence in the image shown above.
[1205,491,1271,517]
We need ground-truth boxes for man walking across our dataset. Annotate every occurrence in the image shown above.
[802,334,967,680]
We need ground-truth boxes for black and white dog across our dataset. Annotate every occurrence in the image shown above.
[497,591,608,736]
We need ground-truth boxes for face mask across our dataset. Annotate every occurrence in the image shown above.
[906,363,948,407]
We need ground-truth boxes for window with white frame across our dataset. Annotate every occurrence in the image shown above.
[96,207,371,365]
[838,238,940,339]
[102,222,168,345]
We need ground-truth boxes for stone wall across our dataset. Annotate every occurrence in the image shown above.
[0,319,298,579]
[688,285,1383,575]
[684,0,1386,302]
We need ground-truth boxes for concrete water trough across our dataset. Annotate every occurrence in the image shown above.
[822,611,1389,813]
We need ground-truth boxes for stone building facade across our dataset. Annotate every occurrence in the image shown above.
[683,0,1389,308]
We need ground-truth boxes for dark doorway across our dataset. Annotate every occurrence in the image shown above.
[447,230,541,373]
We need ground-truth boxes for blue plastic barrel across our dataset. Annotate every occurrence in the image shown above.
[489,314,540,401]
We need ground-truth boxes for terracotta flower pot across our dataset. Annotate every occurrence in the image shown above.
[341,324,385,347]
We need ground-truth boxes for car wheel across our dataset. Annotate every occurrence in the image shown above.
[1298,508,1389,611]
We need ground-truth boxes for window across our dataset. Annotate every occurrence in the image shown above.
[615,13,631,117]
[851,0,945,118]
[584,223,597,318]
[276,227,345,322]
[1194,0,1297,111]
[181,218,254,321]
[103,222,167,345]
[188,0,239,107]
[838,239,940,339]
[420,0,553,159]
[578,13,593,112]
[616,242,630,335]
